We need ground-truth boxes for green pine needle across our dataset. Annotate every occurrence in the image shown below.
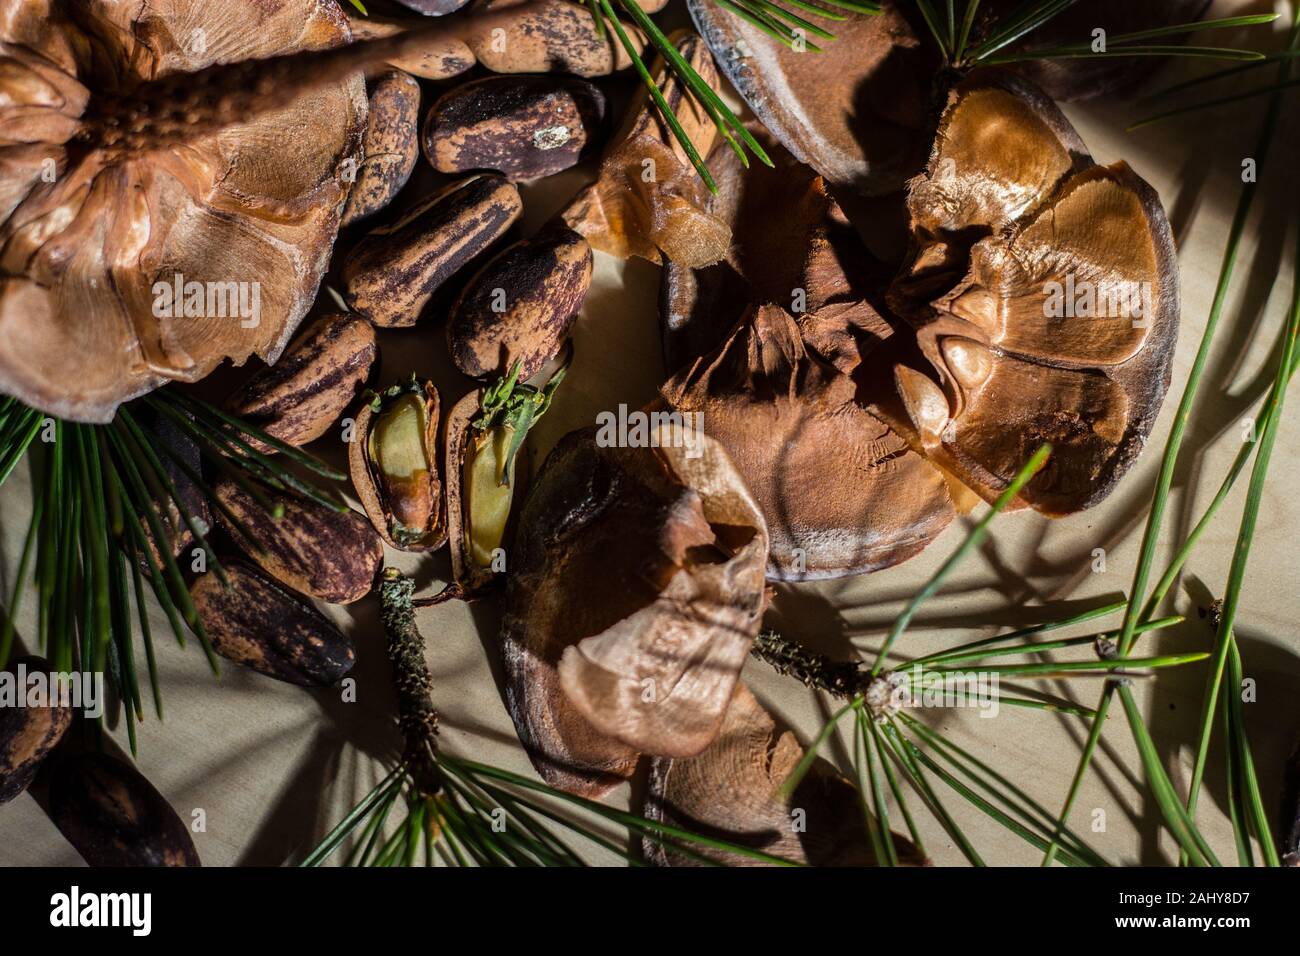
[0,389,350,741]
[872,444,1051,676]
[1045,12,1299,868]
[1182,219,1300,866]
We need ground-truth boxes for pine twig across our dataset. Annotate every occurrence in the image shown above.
[750,629,863,698]
[379,569,441,796]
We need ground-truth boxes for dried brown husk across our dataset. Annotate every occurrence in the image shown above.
[0,0,368,422]
[662,303,954,580]
[561,29,728,268]
[0,1,553,422]
[447,228,592,381]
[657,126,955,579]
[47,751,201,867]
[190,558,355,686]
[882,71,1179,514]
[344,174,523,328]
[214,479,384,605]
[441,388,531,600]
[686,0,939,196]
[0,655,73,805]
[644,682,926,866]
[341,69,422,227]
[502,424,769,796]
[349,379,448,551]
[227,312,377,450]
[660,133,888,373]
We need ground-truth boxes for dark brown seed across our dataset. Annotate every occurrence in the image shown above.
[214,480,383,605]
[227,313,376,450]
[47,752,200,867]
[343,175,522,328]
[448,228,592,380]
[346,14,477,81]
[0,655,74,805]
[423,75,606,181]
[467,0,648,77]
[191,560,355,686]
[341,70,421,227]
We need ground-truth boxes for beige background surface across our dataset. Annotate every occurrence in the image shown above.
[1,1,1297,866]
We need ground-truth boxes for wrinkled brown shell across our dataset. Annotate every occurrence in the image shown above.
[687,0,938,196]
[0,655,73,804]
[214,479,383,605]
[344,175,523,328]
[562,29,727,268]
[502,424,769,796]
[48,752,201,867]
[349,381,448,551]
[644,682,925,866]
[443,390,495,598]
[227,312,377,450]
[661,304,954,580]
[342,70,422,227]
[441,388,531,598]
[448,228,592,380]
[660,131,887,372]
[0,0,367,422]
[882,71,1179,514]
[191,559,355,686]
[423,75,607,181]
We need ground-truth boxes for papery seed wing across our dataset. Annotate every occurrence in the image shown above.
[556,428,769,757]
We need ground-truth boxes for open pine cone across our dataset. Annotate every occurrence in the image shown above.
[0,0,366,422]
